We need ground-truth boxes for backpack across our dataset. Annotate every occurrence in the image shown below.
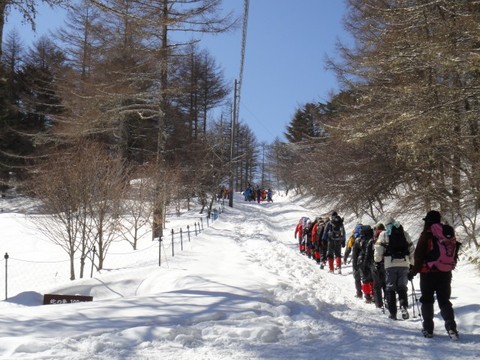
[385,224,409,259]
[356,225,373,267]
[426,223,459,272]
[359,225,374,241]
[353,223,363,238]
[300,217,310,228]
[329,215,344,241]
[303,221,313,237]
[316,222,325,242]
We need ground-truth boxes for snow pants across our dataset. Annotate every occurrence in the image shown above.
[419,271,457,334]
[320,239,328,263]
[298,235,305,253]
[372,263,386,308]
[312,239,322,263]
[327,239,342,270]
[305,235,313,258]
[385,266,409,316]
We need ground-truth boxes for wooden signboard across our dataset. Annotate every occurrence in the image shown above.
[43,294,93,305]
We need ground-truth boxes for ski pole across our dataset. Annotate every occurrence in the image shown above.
[411,286,416,318]
[410,280,422,320]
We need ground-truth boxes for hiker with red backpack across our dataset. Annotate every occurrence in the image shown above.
[374,217,415,320]
[303,219,315,258]
[312,217,325,264]
[322,211,346,274]
[409,210,461,340]
[319,217,330,269]
[295,217,309,254]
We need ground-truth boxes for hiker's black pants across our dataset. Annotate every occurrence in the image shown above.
[419,271,456,333]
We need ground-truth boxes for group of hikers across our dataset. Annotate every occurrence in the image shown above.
[243,185,273,203]
[294,210,461,340]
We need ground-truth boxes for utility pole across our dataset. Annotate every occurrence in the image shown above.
[229,79,238,208]
[261,142,266,189]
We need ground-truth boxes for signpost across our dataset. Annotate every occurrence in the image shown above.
[43,294,93,305]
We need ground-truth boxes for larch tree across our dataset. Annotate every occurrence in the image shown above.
[87,0,236,240]
[325,0,480,247]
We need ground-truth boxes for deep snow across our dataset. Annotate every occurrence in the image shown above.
[0,192,479,359]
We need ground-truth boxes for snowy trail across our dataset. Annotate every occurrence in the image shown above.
[204,196,480,359]
[0,193,479,359]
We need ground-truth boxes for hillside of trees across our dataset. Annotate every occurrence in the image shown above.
[1,1,268,225]
[276,1,480,253]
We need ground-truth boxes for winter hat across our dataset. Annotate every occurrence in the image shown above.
[423,210,441,224]
[374,222,385,231]
[331,211,338,217]
[384,217,395,225]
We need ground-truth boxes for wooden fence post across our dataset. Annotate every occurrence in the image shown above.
[158,236,162,266]
[90,247,96,278]
[180,228,183,251]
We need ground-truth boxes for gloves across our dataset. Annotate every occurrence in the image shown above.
[341,241,345,248]
[408,269,415,281]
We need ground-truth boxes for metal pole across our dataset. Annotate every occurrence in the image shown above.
[229,79,237,208]
[410,280,422,319]
[4,253,9,300]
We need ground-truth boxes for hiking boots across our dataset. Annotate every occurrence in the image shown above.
[337,268,342,274]
[388,313,397,320]
[400,306,410,320]
[448,330,459,341]
[364,295,373,304]
[422,330,433,338]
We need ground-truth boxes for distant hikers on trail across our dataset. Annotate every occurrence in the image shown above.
[242,184,273,203]
[293,209,462,341]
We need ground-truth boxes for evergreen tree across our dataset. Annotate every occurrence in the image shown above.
[284,103,322,143]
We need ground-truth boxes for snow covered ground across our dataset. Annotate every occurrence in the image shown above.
[0,192,479,359]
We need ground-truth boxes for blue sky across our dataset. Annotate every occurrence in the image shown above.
[4,0,349,144]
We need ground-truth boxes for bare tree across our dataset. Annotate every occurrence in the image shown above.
[31,142,126,279]
[119,165,155,250]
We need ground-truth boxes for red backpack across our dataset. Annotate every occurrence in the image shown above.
[426,223,459,272]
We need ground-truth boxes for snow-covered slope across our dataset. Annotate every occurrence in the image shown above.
[0,192,478,359]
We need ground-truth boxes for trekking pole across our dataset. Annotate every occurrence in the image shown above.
[410,280,422,320]
[411,287,416,318]
[382,292,386,314]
